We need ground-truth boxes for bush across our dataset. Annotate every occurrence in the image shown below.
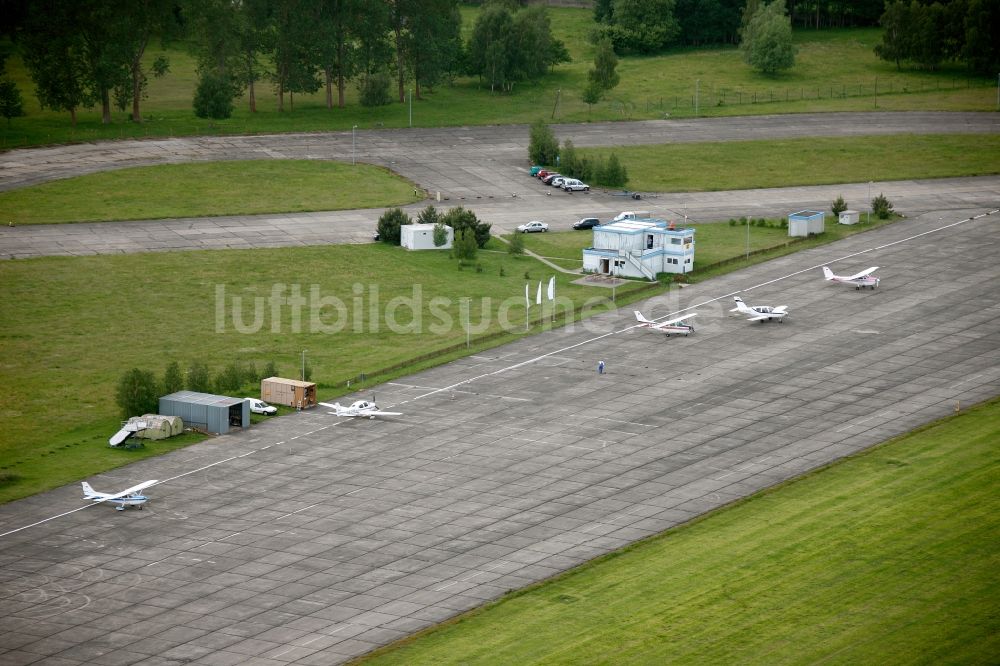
[116,368,159,419]
[359,71,392,108]
[377,207,411,245]
[442,207,491,248]
[872,193,894,219]
[214,361,244,393]
[262,360,278,379]
[162,361,184,394]
[508,230,525,255]
[598,152,628,188]
[832,195,847,217]
[193,72,236,121]
[453,228,478,262]
[186,361,211,392]
[729,218,737,226]
[529,118,559,165]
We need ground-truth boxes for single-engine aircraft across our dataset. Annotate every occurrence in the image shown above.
[731,296,789,323]
[634,310,697,336]
[82,480,157,511]
[822,266,880,290]
[319,400,403,420]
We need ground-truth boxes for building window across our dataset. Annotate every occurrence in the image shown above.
[684,236,693,244]
[671,238,682,245]
[647,235,654,249]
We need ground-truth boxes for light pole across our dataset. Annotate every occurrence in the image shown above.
[868,181,872,224]
[409,88,412,128]
[301,350,307,381]
[746,217,750,260]
[352,125,358,165]
[695,79,700,116]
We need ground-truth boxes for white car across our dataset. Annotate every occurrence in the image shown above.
[550,176,567,188]
[516,221,549,233]
[562,179,590,192]
[245,398,277,415]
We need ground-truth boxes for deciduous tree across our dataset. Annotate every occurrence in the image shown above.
[116,368,159,418]
[741,0,795,74]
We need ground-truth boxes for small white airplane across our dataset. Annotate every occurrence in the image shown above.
[822,266,880,290]
[634,310,697,336]
[319,400,402,420]
[82,480,157,511]
[731,296,789,323]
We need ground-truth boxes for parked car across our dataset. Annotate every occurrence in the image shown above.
[536,169,552,180]
[516,221,549,233]
[550,176,568,188]
[372,229,380,241]
[562,179,590,192]
[542,173,563,185]
[245,398,277,415]
[530,166,544,177]
[573,217,601,230]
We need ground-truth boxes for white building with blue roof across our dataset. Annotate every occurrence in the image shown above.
[582,218,695,280]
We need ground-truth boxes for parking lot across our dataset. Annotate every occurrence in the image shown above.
[1,207,997,665]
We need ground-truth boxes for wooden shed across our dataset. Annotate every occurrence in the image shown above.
[261,377,317,409]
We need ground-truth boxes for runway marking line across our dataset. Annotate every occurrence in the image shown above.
[2,212,994,539]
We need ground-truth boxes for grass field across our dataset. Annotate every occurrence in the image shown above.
[1,17,995,148]
[581,134,1000,193]
[360,398,1000,665]
[0,161,422,224]
[0,244,655,503]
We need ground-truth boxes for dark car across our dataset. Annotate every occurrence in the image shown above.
[573,217,601,230]
[541,173,563,185]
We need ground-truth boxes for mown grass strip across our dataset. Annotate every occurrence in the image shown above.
[0,161,422,225]
[360,398,1000,665]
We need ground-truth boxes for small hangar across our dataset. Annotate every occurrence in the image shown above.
[159,391,249,435]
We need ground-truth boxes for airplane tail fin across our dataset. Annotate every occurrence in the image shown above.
[730,296,747,313]
[81,482,95,497]
[634,310,651,324]
[822,266,834,280]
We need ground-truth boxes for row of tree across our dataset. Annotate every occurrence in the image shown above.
[591,0,884,53]
[529,120,629,188]
[875,0,1000,73]
[115,359,288,419]
[6,0,569,124]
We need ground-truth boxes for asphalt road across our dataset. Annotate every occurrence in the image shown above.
[0,206,997,665]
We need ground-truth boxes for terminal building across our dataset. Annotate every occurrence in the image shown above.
[582,218,695,280]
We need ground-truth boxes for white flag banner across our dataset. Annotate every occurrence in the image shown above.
[547,276,555,301]
[536,281,542,305]
[525,283,530,310]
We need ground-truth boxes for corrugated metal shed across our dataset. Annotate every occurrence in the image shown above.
[788,210,826,237]
[158,391,249,435]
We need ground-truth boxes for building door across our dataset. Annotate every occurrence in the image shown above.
[600,258,610,274]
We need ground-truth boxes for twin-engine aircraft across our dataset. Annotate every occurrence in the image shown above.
[320,400,403,419]
[731,296,789,323]
[82,480,157,511]
[634,311,697,336]
[823,266,880,289]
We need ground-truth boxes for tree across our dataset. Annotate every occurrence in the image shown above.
[831,195,847,217]
[116,368,159,418]
[872,193,894,219]
[19,6,92,126]
[589,38,620,92]
[359,70,392,108]
[377,207,411,245]
[186,361,211,392]
[442,207,491,248]
[193,71,236,121]
[263,360,279,379]
[407,1,463,98]
[468,3,514,92]
[509,6,569,82]
[162,361,184,394]
[559,140,579,179]
[0,79,24,127]
[874,1,910,69]
[600,153,628,188]
[741,0,795,74]
[108,0,174,122]
[582,79,604,113]
[453,228,478,262]
[595,0,681,54]
[214,361,244,393]
[417,205,440,225]
[507,229,525,255]
[317,0,363,109]
[433,222,448,247]
[964,0,1000,74]
[529,118,559,166]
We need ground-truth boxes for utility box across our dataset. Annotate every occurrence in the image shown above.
[261,377,317,409]
[839,209,860,225]
[401,223,452,250]
[788,210,826,237]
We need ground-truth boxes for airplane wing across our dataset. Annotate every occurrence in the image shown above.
[91,480,158,502]
[772,306,789,314]
[745,314,771,322]
[651,313,697,329]
[318,402,341,410]
[358,409,403,417]
[848,266,878,279]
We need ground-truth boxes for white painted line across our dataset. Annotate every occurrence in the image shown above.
[593,416,655,427]
[275,503,320,521]
[435,581,460,592]
[0,504,97,538]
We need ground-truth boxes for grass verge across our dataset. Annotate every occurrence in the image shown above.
[0,161,423,225]
[358,397,1000,665]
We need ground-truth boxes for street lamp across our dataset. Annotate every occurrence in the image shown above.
[301,349,307,381]
[868,180,872,224]
[352,125,358,165]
